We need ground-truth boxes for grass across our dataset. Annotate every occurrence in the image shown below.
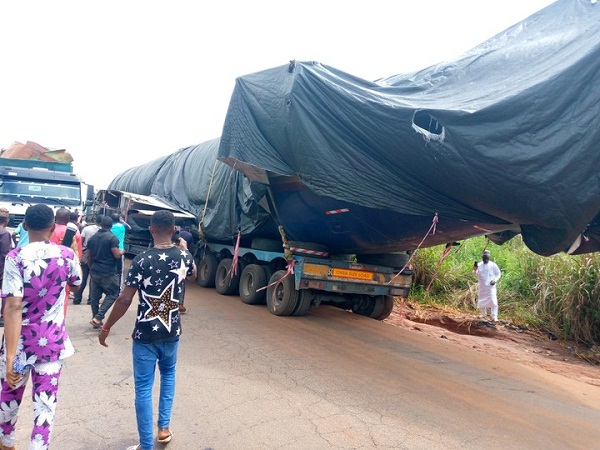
[409,235,600,347]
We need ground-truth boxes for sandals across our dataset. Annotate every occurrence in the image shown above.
[125,429,172,450]
[157,429,173,444]
[90,319,103,329]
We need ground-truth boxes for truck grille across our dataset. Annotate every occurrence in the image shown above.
[9,214,25,228]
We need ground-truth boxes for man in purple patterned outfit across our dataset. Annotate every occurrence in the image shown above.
[0,204,82,450]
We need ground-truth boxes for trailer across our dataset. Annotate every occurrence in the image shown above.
[197,235,412,320]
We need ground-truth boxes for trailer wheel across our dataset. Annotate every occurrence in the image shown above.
[239,264,267,305]
[266,270,298,316]
[351,295,375,316]
[371,295,395,320]
[198,253,218,288]
[292,289,312,316]
[215,258,241,295]
[262,265,275,283]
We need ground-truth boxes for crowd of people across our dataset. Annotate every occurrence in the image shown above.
[0,205,196,450]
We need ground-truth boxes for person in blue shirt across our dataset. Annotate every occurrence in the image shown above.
[110,213,131,283]
[11,221,29,248]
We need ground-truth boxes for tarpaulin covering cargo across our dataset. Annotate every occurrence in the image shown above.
[218,0,600,256]
[108,138,276,244]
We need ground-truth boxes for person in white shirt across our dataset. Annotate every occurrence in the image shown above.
[473,249,502,321]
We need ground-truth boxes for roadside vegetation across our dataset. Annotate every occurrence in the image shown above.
[409,235,600,347]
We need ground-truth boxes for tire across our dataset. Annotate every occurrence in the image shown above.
[371,295,395,320]
[266,270,298,316]
[351,295,375,316]
[356,252,410,269]
[239,264,267,305]
[197,252,218,288]
[262,265,275,283]
[215,258,241,295]
[251,238,282,252]
[292,289,312,316]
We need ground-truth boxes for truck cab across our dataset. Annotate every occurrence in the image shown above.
[0,159,94,230]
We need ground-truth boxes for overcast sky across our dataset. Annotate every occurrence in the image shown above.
[0,0,555,190]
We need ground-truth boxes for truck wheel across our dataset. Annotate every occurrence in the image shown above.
[198,253,218,288]
[371,295,395,320]
[215,258,241,295]
[262,265,274,283]
[292,289,312,316]
[266,270,298,316]
[352,295,375,316]
[239,264,267,305]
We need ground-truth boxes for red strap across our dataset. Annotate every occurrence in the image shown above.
[482,237,490,253]
[426,242,462,291]
[229,230,242,279]
[257,261,295,292]
[389,213,438,285]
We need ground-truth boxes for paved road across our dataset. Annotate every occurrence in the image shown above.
[10,280,600,449]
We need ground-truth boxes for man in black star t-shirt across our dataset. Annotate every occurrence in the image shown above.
[98,210,196,450]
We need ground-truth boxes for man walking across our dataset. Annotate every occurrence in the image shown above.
[473,249,502,321]
[0,204,81,449]
[73,215,101,305]
[87,216,123,328]
[99,210,196,450]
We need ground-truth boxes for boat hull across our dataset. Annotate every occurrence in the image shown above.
[268,176,514,254]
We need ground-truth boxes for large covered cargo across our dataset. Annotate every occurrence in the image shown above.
[109,0,600,257]
[107,0,600,320]
[108,138,278,246]
[218,0,600,257]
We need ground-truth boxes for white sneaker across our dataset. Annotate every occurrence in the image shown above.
[126,445,140,450]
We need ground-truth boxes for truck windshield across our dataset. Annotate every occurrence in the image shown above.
[0,179,81,206]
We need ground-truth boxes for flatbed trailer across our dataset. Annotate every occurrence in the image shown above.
[196,239,412,320]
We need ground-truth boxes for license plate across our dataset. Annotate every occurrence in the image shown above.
[331,268,373,281]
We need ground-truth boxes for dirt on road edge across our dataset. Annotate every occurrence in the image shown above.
[384,300,600,387]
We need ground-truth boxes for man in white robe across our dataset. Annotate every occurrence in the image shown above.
[473,249,502,321]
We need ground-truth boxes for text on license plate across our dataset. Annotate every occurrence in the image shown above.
[331,268,373,281]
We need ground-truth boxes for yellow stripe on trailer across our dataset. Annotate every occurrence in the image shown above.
[303,263,330,277]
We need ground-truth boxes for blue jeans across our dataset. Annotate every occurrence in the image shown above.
[132,340,179,450]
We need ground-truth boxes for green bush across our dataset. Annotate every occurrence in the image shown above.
[410,235,600,344]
